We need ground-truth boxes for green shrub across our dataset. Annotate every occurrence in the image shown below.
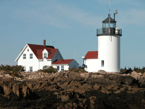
[40,66,57,73]
[0,64,24,72]
[120,66,145,74]
[0,65,24,79]
[69,66,86,73]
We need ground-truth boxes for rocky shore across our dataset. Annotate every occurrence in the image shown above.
[0,71,145,109]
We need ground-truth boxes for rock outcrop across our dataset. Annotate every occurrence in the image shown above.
[0,71,145,108]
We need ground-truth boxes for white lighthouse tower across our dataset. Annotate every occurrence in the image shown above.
[97,10,122,73]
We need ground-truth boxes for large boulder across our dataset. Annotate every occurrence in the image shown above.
[131,71,141,80]
[118,76,139,85]
[143,72,145,77]
[3,81,14,97]
[12,83,20,97]
[22,85,31,98]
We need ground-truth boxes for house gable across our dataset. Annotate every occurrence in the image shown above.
[52,49,63,63]
[69,59,79,68]
[15,44,29,61]
[16,45,38,61]
[16,44,39,72]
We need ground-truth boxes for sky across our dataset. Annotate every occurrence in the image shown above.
[0,0,145,69]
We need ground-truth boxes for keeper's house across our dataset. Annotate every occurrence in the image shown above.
[15,40,79,72]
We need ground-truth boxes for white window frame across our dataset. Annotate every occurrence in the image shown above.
[61,65,64,71]
[30,54,33,59]
[57,66,59,70]
[44,53,47,58]
[23,54,26,59]
[30,67,33,72]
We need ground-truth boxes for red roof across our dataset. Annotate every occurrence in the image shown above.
[52,59,73,65]
[28,44,57,59]
[85,51,98,59]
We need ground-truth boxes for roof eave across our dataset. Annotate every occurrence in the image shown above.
[15,44,28,61]
[52,64,68,65]
[86,58,98,59]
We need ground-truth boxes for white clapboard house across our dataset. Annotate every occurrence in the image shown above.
[15,40,79,72]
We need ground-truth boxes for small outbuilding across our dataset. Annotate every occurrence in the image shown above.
[82,51,98,72]
[52,59,79,72]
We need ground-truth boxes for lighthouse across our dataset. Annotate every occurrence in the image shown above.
[96,11,122,73]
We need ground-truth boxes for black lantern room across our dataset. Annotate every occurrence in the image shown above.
[97,14,122,36]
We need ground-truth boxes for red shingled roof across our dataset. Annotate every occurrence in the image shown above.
[52,59,73,65]
[28,44,57,59]
[85,51,98,59]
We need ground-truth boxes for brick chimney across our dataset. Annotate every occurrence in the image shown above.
[43,40,46,46]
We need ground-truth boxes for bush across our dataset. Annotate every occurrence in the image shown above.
[40,66,57,73]
[0,64,24,72]
[120,66,145,74]
[0,65,24,79]
[69,66,86,73]
[120,67,133,74]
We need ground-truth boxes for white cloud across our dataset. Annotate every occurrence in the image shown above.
[117,9,145,28]
[11,0,145,29]
[13,0,102,28]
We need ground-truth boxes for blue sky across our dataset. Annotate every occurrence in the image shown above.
[0,0,145,69]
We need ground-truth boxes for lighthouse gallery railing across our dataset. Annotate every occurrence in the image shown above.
[97,28,122,36]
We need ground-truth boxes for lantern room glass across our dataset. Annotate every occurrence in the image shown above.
[102,23,116,28]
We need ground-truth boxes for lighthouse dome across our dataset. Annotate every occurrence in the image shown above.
[103,14,116,23]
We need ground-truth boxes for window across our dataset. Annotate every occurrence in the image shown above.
[30,54,33,59]
[61,65,64,71]
[57,66,59,70]
[101,60,104,67]
[23,54,26,59]
[44,53,47,58]
[30,67,33,72]
[102,23,116,28]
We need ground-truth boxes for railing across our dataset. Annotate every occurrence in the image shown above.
[97,28,122,36]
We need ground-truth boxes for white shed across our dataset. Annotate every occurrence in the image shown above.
[52,59,79,72]
[82,51,98,73]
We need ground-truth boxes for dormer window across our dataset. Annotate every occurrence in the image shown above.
[42,49,48,59]
[44,53,47,58]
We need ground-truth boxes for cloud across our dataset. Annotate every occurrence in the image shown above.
[11,0,145,29]
[117,9,145,28]
[12,0,102,28]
